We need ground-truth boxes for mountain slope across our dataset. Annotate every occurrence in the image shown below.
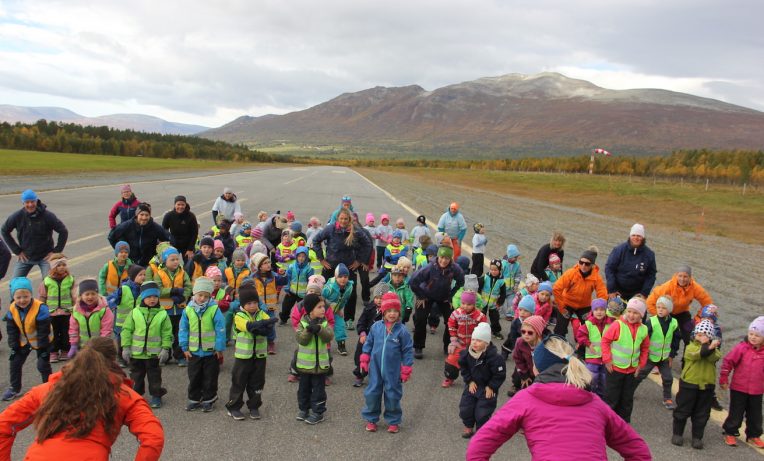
[201,73,764,156]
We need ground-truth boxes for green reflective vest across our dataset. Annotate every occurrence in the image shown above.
[185,305,219,352]
[72,308,107,347]
[125,307,168,358]
[481,275,504,309]
[234,310,269,359]
[611,320,648,370]
[648,316,678,362]
[296,319,330,371]
[115,285,139,328]
[43,275,74,311]
[585,320,610,359]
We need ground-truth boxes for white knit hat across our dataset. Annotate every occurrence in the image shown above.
[630,223,645,238]
[471,322,492,343]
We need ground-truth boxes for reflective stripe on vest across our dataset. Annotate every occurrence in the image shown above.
[130,308,166,357]
[648,316,678,362]
[225,267,250,291]
[235,234,253,248]
[383,243,407,269]
[234,310,268,359]
[106,260,129,294]
[296,319,330,370]
[611,320,648,369]
[276,242,298,269]
[72,308,107,347]
[43,275,74,311]
[9,300,49,349]
[255,277,279,311]
[289,264,311,298]
[585,320,610,359]
[308,249,323,275]
[157,268,186,309]
[116,286,138,328]
[185,305,219,352]
[481,275,503,309]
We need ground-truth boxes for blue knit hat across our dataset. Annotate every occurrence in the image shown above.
[10,277,33,296]
[533,335,573,373]
[21,189,37,203]
[538,281,553,294]
[506,244,520,259]
[139,281,160,300]
[161,247,179,263]
[392,230,403,241]
[114,241,130,256]
[290,221,303,233]
[518,294,536,314]
[335,263,349,277]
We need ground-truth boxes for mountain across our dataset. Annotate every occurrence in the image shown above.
[0,105,209,136]
[201,72,764,156]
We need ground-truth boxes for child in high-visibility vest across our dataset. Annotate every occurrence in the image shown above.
[275,230,297,271]
[443,291,487,388]
[481,259,506,340]
[602,297,650,423]
[185,237,220,282]
[360,292,414,434]
[107,264,145,367]
[280,247,314,326]
[635,295,681,409]
[1,277,52,401]
[225,286,278,421]
[120,281,173,408]
[235,222,254,249]
[249,252,287,354]
[295,294,334,425]
[153,246,192,366]
[67,279,114,360]
[389,266,415,324]
[98,240,132,295]
[37,253,75,363]
[575,298,613,398]
[671,319,722,449]
[180,276,226,412]
[501,245,522,321]
[223,249,251,343]
[322,263,354,356]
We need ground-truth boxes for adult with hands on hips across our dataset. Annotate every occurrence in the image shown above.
[2,189,68,278]
[466,335,651,461]
[108,184,141,229]
[108,203,170,267]
[437,202,467,259]
[0,237,11,281]
[605,223,657,301]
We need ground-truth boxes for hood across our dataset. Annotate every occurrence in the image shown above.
[121,194,138,205]
[527,381,594,407]
[221,193,237,202]
[78,296,108,313]
[506,244,520,259]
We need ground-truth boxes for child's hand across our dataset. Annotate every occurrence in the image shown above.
[710,339,720,349]
[485,387,495,399]
[468,382,477,394]
[720,383,729,390]
[605,363,613,373]
[359,334,366,344]
[633,367,641,377]
[520,378,533,388]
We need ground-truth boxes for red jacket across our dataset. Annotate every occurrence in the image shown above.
[601,319,649,374]
[720,340,764,395]
[108,197,141,229]
[447,307,487,348]
[511,337,536,381]
[0,371,164,461]
[575,313,614,365]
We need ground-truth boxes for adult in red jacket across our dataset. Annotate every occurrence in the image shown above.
[0,337,164,461]
[108,184,141,229]
[466,335,651,461]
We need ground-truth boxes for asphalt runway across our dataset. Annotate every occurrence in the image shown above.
[0,166,760,460]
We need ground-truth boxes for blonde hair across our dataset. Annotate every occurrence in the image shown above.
[551,231,566,245]
[337,208,355,247]
[542,336,592,390]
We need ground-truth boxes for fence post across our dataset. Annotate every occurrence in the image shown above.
[705,178,709,191]
[743,183,747,196]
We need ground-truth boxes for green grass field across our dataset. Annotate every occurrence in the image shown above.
[0,149,252,175]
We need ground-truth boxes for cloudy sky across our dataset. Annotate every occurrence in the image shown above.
[1,0,761,127]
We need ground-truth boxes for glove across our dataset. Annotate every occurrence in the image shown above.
[170,288,185,297]
[447,341,457,355]
[67,345,79,359]
[400,365,412,383]
[171,295,185,305]
[307,323,321,334]
[360,353,370,373]
[122,349,132,364]
[158,349,170,365]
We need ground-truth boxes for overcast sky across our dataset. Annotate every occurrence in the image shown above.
[1,0,762,127]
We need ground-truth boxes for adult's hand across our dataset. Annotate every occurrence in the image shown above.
[321,260,331,270]
[43,252,53,261]
[17,252,28,262]
[605,363,614,373]
[185,250,194,260]
[348,261,360,271]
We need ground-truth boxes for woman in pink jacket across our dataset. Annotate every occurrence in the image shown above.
[466,335,651,461]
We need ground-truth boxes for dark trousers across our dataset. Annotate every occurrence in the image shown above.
[553,306,590,338]
[322,266,358,322]
[413,299,452,351]
[375,246,386,269]
[635,359,674,399]
[227,357,266,411]
[672,311,695,348]
[605,369,638,422]
[722,390,762,438]
[485,308,501,335]
[280,292,302,323]
[358,267,371,303]
[297,372,327,415]
[9,346,51,392]
[471,254,484,278]
[130,357,163,397]
[459,386,498,429]
[50,315,71,353]
[187,355,220,403]
[673,384,715,439]
[353,340,367,379]
[169,314,183,360]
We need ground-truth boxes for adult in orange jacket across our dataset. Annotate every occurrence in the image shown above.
[552,247,607,336]
[646,265,713,345]
[0,337,164,461]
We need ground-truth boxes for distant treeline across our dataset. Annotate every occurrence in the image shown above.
[303,149,764,185]
[0,120,295,163]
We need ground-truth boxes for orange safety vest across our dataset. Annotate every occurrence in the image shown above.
[106,260,129,294]
[225,267,251,291]
[191,262,204,281]
[9,300,51,349]
[254,276,279,311]
[157,268,187,309]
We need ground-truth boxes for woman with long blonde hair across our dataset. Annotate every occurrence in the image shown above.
[466,335,651,461]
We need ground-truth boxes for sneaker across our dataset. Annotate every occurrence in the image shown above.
[346,320,355,330]
[58,351,69,361]
[202,402,214,412]
[227,408,245,420]
[279,320,287,326]
[365,422,377,432]
[287,374,299,383]
[1,388,20,401]
[711,396,723,411]
[748,437,764,448]
[493,333,504,340]
[267,342,276,355]
[249,408,261,420]
[441,378,454,388]
[663,399,677,410]
[353,377,364,387]
[49,352,59,363]
[186,401,202,411]
[651,367,659,375]
[338,341,347,356]
[462,427,475,439]
[671,435,683,446]
[387,424,399,433]
[723,435,737,447]
[177,358,188,367]
[429,327,437,335]
[149,396,162,408]
[304,412,325,425]
[414,348,423,360]
[118,359,128,368]
[691,438,704,450]
[324,377,332,386]
[506,388,517,398]
[296,410,308,421]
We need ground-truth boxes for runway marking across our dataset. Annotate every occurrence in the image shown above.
[284,170,319,185]
[331,170,346,174]
[66,232,103,246]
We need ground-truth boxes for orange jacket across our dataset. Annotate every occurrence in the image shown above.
[0,371,164,461]
[646,275,712,316]
[552,265,607,312]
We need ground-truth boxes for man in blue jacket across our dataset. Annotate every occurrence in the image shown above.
[604,224,657,302]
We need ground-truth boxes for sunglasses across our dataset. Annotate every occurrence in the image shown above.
[520,329,535,335]
[578,260,592,266]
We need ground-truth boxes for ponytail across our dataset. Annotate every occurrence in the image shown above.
[542,336,592,390]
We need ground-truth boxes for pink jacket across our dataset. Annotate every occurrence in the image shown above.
[719,340,764,395]
[466,382,651,461]
[290,301,335,331]
[68,297,114,346]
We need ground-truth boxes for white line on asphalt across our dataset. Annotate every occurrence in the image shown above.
[66,232,103,246]
[284,170,319,185]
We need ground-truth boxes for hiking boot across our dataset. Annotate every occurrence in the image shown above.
[671,435,683,446]
[304,412,325,425]
[227,408,245,420]
[118,359,128,368]
[711,396,723,411]
[1,388,20,401]
[663,399,677,410]
[49,351,59,363]
[723,435,737,447]
[651,366,659,375]
[186,401,202,411]
[691,438,704,449]
[414,348,423,360]
[365,422,377,432]
[279,320,287,326]
[202,402,214,412]
[387,424,399,433]
[353,377,364,387]
[346,320,355,330]
[59,351,69,361]
[267,342,276,355]
[441,378,454,388]
[296,410,308,421]
[177,358,188,367]
[493,333,504,340]
[462,427,475,439]
[149,396,162,409]
[287,374,299,383]
[338,341,347,356]
[249,408,261,420]
[748,437,764,448]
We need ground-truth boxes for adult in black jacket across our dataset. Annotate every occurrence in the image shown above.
[161,195,199,261]
[255,214,288,255]
[1,189,68,278]
[0,238,11,280]
[604,223,657,300]
[108,203,170,267]
[530,232,566,281]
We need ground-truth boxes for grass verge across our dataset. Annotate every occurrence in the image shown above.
[356,167,764,245]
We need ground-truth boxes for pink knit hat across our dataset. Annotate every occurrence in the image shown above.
[460,291,477,305]
[366,212,375,225]
[204,266,222,278]
[380,213,390,223]
[381,292,401,312]
[120,184,132,193]
[213,239,224,250]
[286,211,295,221]
[548,253,561,265]
[523,315,547,338]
